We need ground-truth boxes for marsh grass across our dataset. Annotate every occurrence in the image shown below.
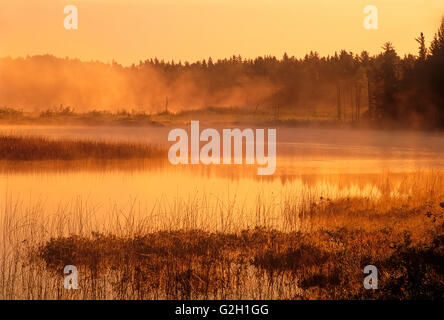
[0,171,443,299]
[0,135,166,161]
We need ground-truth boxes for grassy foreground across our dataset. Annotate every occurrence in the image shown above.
[35,224,444,300]
[0,171,441,300]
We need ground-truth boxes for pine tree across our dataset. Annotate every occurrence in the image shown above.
[430,17,444,58]
[415,32,427,61]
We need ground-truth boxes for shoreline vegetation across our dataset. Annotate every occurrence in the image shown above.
[36,225,444,300]
[1,106,444,132]
[0,105,368,129]
[0,135,166,161]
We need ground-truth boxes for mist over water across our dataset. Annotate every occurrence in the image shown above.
[1,125,443,231]
[1,124,444,166]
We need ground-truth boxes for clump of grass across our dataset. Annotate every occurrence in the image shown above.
[33,227,444,300]
[0,135,166,161]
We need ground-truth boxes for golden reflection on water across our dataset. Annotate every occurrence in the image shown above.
[0,156,441,232]
[1,125,444,231]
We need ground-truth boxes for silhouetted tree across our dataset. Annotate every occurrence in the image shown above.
[374,42,400,120]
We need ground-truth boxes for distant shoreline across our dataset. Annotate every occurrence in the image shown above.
[1,106,444,133]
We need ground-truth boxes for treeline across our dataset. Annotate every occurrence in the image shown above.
[366,18,444,128]
[0,19,443,128]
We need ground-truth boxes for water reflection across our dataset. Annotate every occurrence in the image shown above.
[0,125,443,231]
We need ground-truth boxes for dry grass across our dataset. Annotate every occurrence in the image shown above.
[31,207,443,300]
[0,135,166,161]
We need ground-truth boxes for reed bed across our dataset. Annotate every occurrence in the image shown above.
[0,135,166,161]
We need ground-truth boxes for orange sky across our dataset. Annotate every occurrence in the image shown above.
[0,0,443,65]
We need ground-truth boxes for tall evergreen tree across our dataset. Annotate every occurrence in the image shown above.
[415,32,427,61]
